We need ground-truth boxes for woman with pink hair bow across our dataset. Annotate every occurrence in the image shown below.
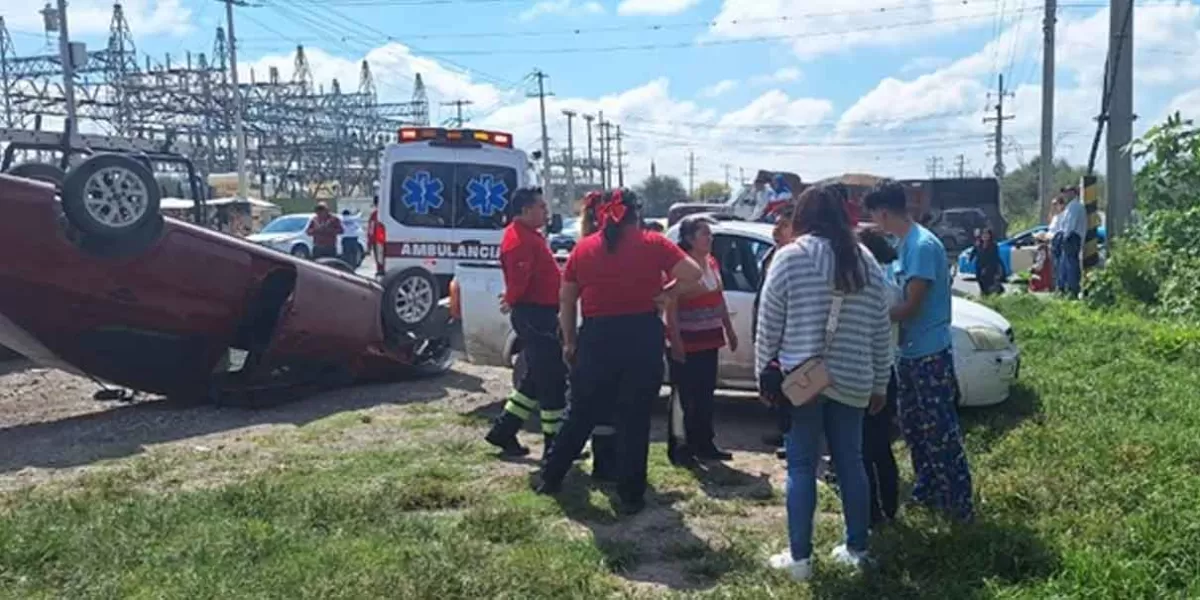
[535,188,703,515]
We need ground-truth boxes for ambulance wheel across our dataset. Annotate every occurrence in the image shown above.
[61,153,161,239]
[382,267,437,332]
[6,162,67,188]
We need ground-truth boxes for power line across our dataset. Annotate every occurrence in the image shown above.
[259,0,524,89]
[441,99,473,127]
[248,0,1010,42]
[362,9,1053,57]
[621,108,983,131]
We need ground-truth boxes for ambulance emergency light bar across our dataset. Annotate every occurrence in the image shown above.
[397,127,513,148]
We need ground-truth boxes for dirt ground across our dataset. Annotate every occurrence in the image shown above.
[0,356,789,495]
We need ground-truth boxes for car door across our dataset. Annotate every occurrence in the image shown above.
[711,232,772,387]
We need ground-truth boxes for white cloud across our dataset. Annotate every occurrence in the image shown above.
[750,67,802,85]
[617,0,703,17]
[3,0,192,37]
[242,43,510,113]
[901,56,952,74]
[518,0,605,22]
[834,1,1200,177]
[708,0,1018,61]
[700,79,739,98]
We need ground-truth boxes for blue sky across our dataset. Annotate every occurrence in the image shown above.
[5,0,1199,185]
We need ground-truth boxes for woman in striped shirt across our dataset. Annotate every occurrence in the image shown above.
[757,184,893,581]
[665,215,739,466]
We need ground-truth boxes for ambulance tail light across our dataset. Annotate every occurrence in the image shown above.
[397,127,514,149]
[448,278,462,321]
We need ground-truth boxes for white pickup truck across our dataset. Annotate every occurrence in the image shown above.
[452,219,1021,407]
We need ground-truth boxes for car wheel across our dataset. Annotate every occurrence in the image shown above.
[382,267,438,333]
[291,244,310,259]
[60,154,161,239]
[315,257,355,273]
[6,162,67,188]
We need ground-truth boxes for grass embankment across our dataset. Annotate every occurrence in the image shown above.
[2,297,1199,598]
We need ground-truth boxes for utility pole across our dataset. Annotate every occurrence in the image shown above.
[43,1,78,139]
[529,70,553,204]
[441,99,473,128]
[1039,0,1057,222]
[983,74,1015,179]
[1106,0,1134,239]
[926,156,944,179]
[721,163,732,189]
[597,111,607,188]
[690,152,697,197]
[583,114,595,185]
[562,109,577,204]
[955,154,966,178]
[615,125,624,188]
[601,120,614,189]
[739,167,746,187]
[222,0,250,199]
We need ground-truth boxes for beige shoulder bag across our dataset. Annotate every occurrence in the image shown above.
[781,292,844,407]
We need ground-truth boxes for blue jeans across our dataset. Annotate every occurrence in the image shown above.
[785,397,870,560]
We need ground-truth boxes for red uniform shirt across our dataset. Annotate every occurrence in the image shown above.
[564,229,688,318]
[500,220,561,307]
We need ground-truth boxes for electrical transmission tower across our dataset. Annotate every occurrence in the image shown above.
[0,4,430,199]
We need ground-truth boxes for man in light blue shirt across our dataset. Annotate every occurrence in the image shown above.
[865,181,974,523]
[1056,186,1087,297]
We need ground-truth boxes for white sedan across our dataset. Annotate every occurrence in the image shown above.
[454,219,1020,407]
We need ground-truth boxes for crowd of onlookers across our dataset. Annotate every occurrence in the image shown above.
[973,185,1089,298]
[487,179,984,582]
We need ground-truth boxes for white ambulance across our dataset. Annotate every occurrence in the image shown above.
[372,127,541,332]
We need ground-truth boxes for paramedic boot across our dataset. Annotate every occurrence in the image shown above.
[485,412,529,458]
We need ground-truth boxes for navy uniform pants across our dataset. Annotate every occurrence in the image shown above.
[496,304,568,438]
[542,313,664,504]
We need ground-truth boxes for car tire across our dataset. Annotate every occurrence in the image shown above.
[381,267,438,333]
[60,154,161,239]
[76,214,165,258]
[6,162,67,188]
[290,244,310,259]
[315,257,355,273]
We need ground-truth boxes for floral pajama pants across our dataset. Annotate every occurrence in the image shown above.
[896,349,975,522]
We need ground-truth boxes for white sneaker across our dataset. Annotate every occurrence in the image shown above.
[829,544,870,570]
[768,551,813,581]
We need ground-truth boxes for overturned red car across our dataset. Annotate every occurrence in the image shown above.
[0,154,452,407]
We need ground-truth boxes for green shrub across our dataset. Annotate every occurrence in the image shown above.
[1085,113,1200,320]
[1085,207,1200,320]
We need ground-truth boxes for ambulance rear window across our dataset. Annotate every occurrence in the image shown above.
[389,162,518,230]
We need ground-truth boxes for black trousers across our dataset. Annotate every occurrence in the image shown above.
[863,370,900,524]
[312,245,338,259]
[542,313,664,503]
[667,348,719,459]
[506,304,568,433]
